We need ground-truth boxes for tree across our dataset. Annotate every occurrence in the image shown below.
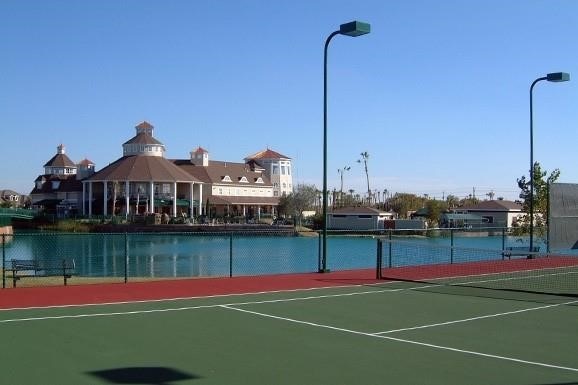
[425,199,448,227]
[516,161,560,232]
[445,195,460,210]
[279,184,319,226]
[389,193,424,219]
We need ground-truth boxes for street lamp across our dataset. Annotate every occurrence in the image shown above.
[529,72,570,255]
[338,166,351,202]
[321,21,370,273]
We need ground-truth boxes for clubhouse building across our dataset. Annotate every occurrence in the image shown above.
[30,121,293,220]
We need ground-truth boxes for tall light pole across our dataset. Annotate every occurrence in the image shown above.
[338,166,351,205]
[358,151,371,204]
[321,21,370,273]
[529,72,570,255]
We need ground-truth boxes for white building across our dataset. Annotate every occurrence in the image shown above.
[328,206,394,230]
[244,149,293,197]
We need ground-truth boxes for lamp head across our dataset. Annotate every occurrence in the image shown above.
[546,72,570,82]
[339,21,371,37]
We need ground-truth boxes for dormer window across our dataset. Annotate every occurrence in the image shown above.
[222,176,232,182]
[238,176,249,183]
[255,177,264,184]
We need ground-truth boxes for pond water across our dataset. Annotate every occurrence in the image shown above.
[0,231,548,279]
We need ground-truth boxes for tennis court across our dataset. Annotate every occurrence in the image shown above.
[1,256,578,385]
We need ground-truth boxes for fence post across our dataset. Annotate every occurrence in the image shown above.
[388,229,393,268]
[376,238,382,279]
[229,233,233,278]
[2,234,5,289]
[317,232,322,272]
[124,232,128,283]
[502,227,506,261]
[450,229,454,264]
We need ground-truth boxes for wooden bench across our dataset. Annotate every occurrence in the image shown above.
[503,246,540,259]
[9,258,75,287]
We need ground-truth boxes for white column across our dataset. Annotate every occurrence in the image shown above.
[243,205,246,217]
[150,182,155,213]
[125,180,130,217]
[103,181,108,216]
[258,205,261,221]
[189,182,195,218]
[198,183,203,215]
[173,182,177,216]
[88,182,93,217]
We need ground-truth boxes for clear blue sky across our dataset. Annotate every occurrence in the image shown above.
[1,0,577,201]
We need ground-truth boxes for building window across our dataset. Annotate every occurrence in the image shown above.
[281,166,286,175]
[272,164,279,175]
[482,216,494,224]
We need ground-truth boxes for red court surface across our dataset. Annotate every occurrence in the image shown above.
[1,256,576,309]
[0,269,380,309]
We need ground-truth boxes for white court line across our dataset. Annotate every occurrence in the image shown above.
[375,299,578,334]
[220,304,578,373]
[0,280,396,312]
[0,284,438,324]
[2,263,575,312]
[1,267,575,324]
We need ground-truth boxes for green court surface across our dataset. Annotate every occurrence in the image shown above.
[1,279,578,384]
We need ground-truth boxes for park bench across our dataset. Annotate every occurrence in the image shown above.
[9,258,75,287]
[503,246,540,259]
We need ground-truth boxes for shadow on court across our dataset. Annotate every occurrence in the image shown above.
[87,367,200,384]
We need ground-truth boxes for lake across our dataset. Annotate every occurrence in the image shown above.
[0,231,545,281]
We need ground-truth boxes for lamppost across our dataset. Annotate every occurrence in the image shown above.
[321,21,370,273]
[529,72,570,254]
[338,165,351,206]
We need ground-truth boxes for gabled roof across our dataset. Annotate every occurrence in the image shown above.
[30,174,82,194]
[122,132,164,146]
[460,200,522,212]
[330,206,389,215]
[87,156,199,183]
[135,121,154,130]
[173,159,272,186]
[78,158,94,166]
[192,146,208,154]
[245,148,290,161]
[43,153,76,168]
[1,189,20,197]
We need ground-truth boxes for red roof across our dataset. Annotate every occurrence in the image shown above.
[78,158,94,166]
[136,121,154,129]
[43,153,76,168]
[193,147,208,154]
[245,148,290,161]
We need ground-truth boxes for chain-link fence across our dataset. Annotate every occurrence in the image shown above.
[1,228,537,288]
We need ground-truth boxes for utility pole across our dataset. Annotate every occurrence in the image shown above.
[358,152,371,205]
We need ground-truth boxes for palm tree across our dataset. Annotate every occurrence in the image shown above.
[357,152,371,205]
